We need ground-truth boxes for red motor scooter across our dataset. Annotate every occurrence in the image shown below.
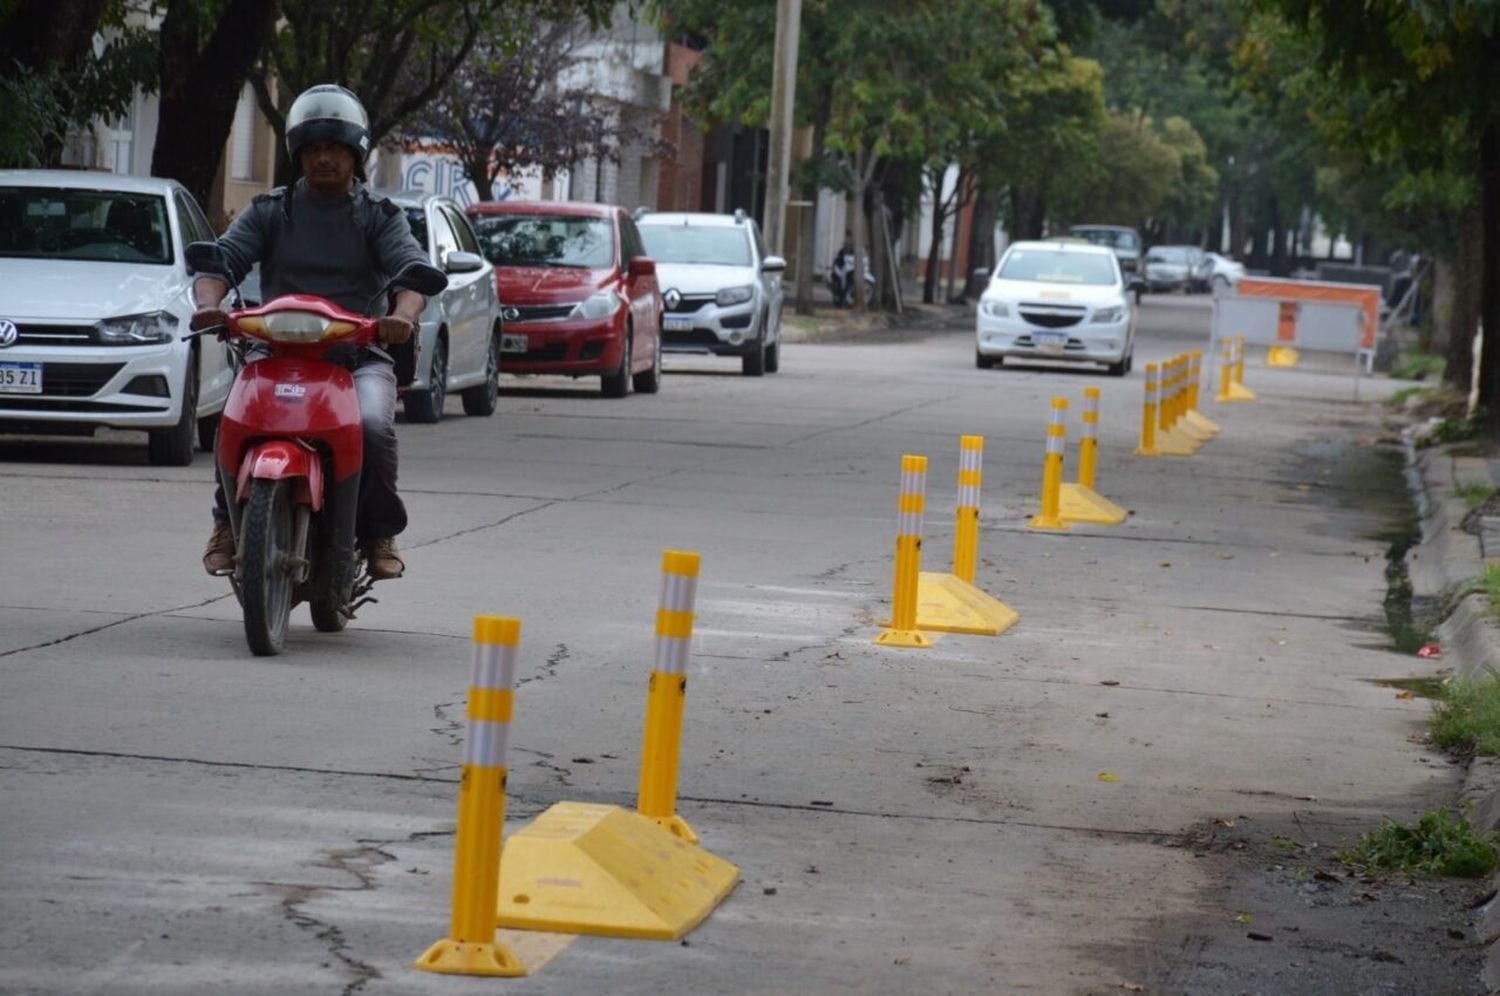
[187,242,446,655]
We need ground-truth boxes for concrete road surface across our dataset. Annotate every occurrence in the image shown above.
[0,297,1467,993]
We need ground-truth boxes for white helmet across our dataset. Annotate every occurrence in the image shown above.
[285,84,371,179]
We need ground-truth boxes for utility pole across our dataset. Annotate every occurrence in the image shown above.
[762,0,802,256]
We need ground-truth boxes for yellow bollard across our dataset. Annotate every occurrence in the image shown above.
[415,616,526,978]
[1135,363,1161,457]
[1229,336,1258,400]
[638,550,701,844]
[1183,351,1222,435]
[1029,398,1069,531]
[876,455,934,647]
[1156,356,1201,456]
[1215,338,1235,403]
[1060,387,1127,525]
[952,435,983,584]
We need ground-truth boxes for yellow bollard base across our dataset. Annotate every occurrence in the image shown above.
[1183,411,1221,435]
[878,572,1020,637]
[1267,346,1299,367]
[1133,443,1161,458]
[1175,419,1213,444]
[1227,382,1258,401]
[647,813,700,845]
[414,938,527,977]
[1058,483,1128,526]
[875,626,935,648]
[497,802,739,940]
[1028,513,1069,531]
[1155,427,1199,457]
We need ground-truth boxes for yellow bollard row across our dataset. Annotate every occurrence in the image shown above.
[1218,335,1258,401]
[1029,398,1070,531]
[876,455,934,647]
[638,550,701,843]
[1058,387,1127,525]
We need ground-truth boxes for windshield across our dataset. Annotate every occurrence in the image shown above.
[0,186,172,263]
[470,214,614,268]
[1071,227,1140,252]
[639,225,751,267]
[997,249,1117,286]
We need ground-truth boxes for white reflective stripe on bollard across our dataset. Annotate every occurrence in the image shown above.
[472,643,518,691]
[464,718,512,769]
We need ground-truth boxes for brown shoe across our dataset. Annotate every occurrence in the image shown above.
[366,537,405,580]
[203,521,235,575]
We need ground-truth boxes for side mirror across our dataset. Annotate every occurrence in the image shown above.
[443,250,484,275]
[1128,274,1146,291]
[627,256,655,279]
[762,255,787,273]
[393,261,449,297]
[186,240,228,276]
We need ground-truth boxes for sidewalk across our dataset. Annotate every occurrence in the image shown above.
[778,275,972,343]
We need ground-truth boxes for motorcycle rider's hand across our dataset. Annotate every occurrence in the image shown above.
[377,315,415,347]
[190,306,229,334]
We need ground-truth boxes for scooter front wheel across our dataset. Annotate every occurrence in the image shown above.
[240,478,295,656]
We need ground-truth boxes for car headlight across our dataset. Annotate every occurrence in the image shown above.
[715,284,755,307]
[572,291,623,321]
[1093,306,1124,323]
[979,299,1010,318]
[97,310,177,344]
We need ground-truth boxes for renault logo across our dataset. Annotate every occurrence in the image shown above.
[664,289,681,309]
[501,307,520,321]
[0,320,17,348]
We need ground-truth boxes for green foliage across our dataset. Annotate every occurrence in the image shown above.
[1415,408,1487,449]
[1431,668,1500,755]
[1340,808,1498,878]
[0,65,65,168]
[1391,352,1447,381]
[1457,483,1494,508]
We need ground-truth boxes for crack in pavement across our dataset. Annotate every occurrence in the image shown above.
[262,843,391,996]
[782,396,949,446]
[0,592,235,660]
[517,643,570,687]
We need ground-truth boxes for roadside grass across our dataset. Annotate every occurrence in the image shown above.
[1430,666,1500,755]
[1458,483,1495,508]
[1392,352,1447,382]
[1487,564,1500,625]
[1417,407,1488,449]
[1340,808,1498,878]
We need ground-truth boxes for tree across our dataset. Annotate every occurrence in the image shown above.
[251,0,619,185]
[418,20,647,202]
[0,0,158,167]
[151,0,278,210]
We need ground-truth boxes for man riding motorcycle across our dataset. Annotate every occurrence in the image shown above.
[193,84,436,582]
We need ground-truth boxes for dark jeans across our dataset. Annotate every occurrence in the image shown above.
[212,354,407,544]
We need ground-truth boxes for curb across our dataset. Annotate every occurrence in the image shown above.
[1411,439,1500,989]
[779,302,972,344]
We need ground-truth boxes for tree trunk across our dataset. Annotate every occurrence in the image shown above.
[0,0,111,77]
[852,150,868,313]
[1479,120,1500,433]
[963,184,998,299]
[1445,203,1483,392]
[1009,185,1045,240]
[794,122,825,317]
[923,170,945,305]
[151,0,277,210]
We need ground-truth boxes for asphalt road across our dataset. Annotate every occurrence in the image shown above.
[0,297,1464,994]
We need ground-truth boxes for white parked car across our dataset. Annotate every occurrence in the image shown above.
[1203,251,1246,292]
[0,170,233,464]
[636,209,785,376]
[975,240,1136,375]
[377,189,501,422]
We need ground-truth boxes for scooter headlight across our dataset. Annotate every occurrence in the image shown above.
[237,311,359,343]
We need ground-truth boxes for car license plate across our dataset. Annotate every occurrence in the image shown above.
[663,317,695,332]
[1033,331,1068,350]
[0,362,41,393]
[500,334,528,353]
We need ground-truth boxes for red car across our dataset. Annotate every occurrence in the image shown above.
[465,201,663,397]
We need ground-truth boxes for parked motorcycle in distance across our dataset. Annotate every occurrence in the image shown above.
[185,241,446,655]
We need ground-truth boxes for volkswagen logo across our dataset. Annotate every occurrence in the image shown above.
[0,320,17,348]
[501,307,520,322]
[664,289,681,310]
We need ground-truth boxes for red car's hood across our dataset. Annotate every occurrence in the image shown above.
[494,266,614,303]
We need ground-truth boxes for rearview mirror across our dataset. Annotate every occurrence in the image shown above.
[392,261,448,297]
[762,255,787,273]
[443,250,484,275]
[628,256,655,278]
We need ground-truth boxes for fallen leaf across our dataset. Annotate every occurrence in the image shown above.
[1095,712,1111,719]
[1314,870,1342,884]
[1216,552,1236,560]
[1159,562,1172,569]
[1098,772,1120,782]
[1101,680,1120,686]
[1395,690,1415,700]
[1117,985,1145,993]
[1213,818,1237,828]
[1418,643,1443,658]
[1272,638,1288,646]
[1235,913,1252,924]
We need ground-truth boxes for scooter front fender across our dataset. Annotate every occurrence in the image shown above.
[236,439,325,511]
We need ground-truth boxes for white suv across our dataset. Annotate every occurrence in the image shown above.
[636,210,785,376]
[0,170,234,464]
